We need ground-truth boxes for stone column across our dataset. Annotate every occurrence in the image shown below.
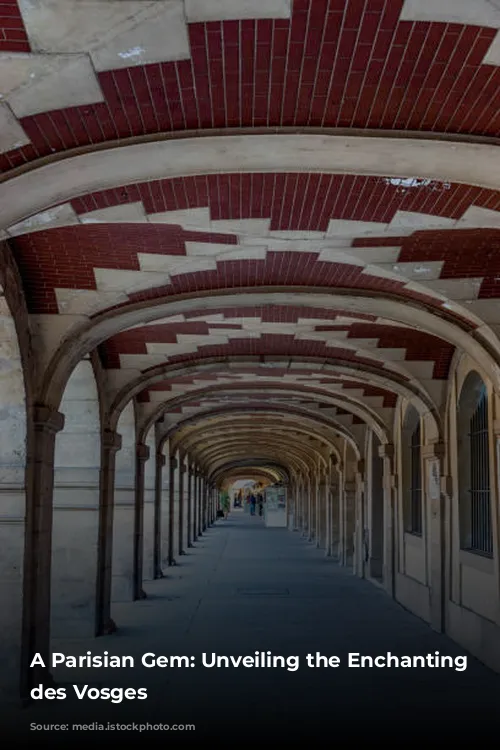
[178,459,185,555]
[95,429,121,636]
[187,465,193,547]
[160,449,170,571]
[317,475,329,549]
[379,443,395,597]
[192,468,199,541]
[328,468,341,559]
[154,452,166,578]
[354,460,366,578]
[197,473,203,535]
[111,403,136,602]
[309,476,317,542]
[133,442,149,601]
[22,406,64,696]
[296,481,303,532]
[302,477,309,538]
[340,479,356,568]
[142,433,156,583]
[168,456,177,565]
[424,441,445,633]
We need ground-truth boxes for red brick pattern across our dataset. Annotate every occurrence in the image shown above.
[11,223,444,314]
[0,1,29,52]
[100,308,453,379]
[139,369,398,407]
[10,224,236,313]
[65,172,500,228]
[2,0,500,172]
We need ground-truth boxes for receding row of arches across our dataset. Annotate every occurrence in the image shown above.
[1,256,500,706]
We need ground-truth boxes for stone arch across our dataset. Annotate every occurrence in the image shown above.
[38,290,496,420]
[401,402,422,537]
[142,426,157,584]
[112,400,136,604]
[52,358,101,639]
[0,281,28,702]
[2,134,500,230]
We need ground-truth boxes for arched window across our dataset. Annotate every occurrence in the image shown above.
[402,405,422,535]
[457,372,492,556]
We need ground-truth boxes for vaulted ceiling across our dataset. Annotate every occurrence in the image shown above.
[2,0,500,483]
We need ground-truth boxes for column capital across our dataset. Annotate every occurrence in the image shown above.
[422,441,445,460]
[378,442,394,459]
[179,463,187,474]
[356,459,365,475]
[33,405,64,434]
[170,456,178,469]
[156,453,166,466]
[136,443,150,462]
[103,429,122,452]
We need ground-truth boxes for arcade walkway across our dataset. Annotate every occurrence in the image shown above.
[9,511,500,740]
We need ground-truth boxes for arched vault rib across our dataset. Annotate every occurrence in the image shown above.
[211,460,289,487]
[2,134,500,229]
[220,469,278,491]
[157,406,361,458]
[203,444,316,479]
[168,418,344,470]
[110,355,437,432]
[138,382,394,445]
[170,421,340,461]
[40,290,497,410]
[198,434,326,469]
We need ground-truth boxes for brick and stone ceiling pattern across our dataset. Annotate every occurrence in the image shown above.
[140,368,398,408]
[162,394,370,426]
[2,0,500,169]
[8,170,500,327]
[100,306,453,387]
[4,0,500,437]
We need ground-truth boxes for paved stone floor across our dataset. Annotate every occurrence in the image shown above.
[5,510,500,741]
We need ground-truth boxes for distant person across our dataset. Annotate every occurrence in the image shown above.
[220,493,230,519]
[250,494,257,516]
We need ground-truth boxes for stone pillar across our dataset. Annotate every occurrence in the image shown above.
[302,477,310,537]
[187,465,193,547]
[354,460,366,578]
[328,470,341,559]
[160,447,170,571]
[197,473,203,535]
[142,432,156,583]
[308,476,317,542]
[424,441,445,633]
[95,429,121,635]
[154,452,166,578]
[317,476,329,549]
[22,407,64,696]
[179,456,186,555]
[168,456,177,565]
[340,479,356,568]
[178,457,185,555]
[379,443,395,597]
[296,481,304,531]
[111,402,136,602]
[133,442,149,601]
